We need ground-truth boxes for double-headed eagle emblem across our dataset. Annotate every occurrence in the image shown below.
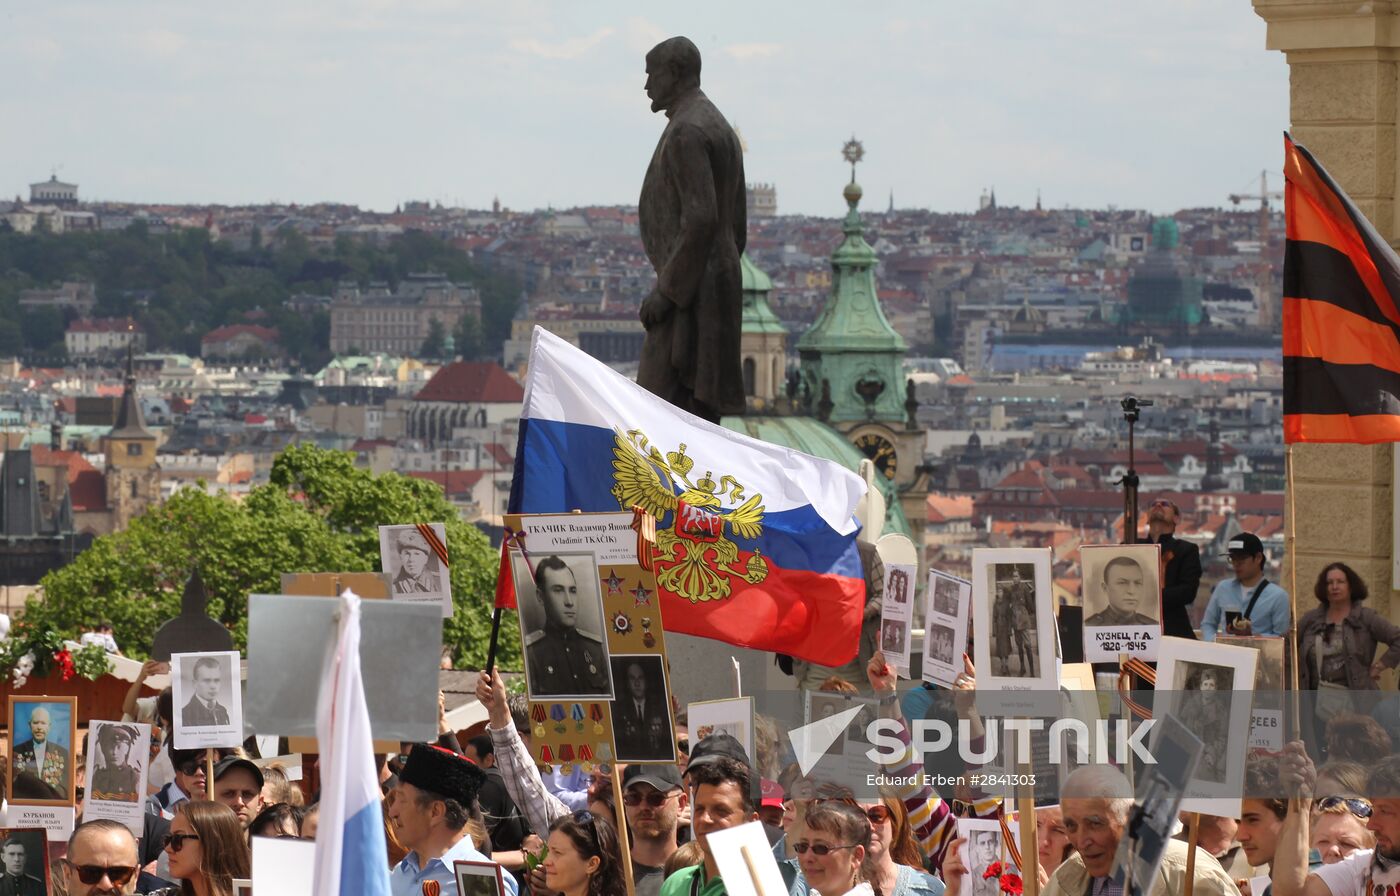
[610,429,770,603]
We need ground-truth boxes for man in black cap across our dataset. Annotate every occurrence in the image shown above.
[682,734,787,851]
[389,743,519,896]
[211,756,264,829]
[663,736,800,896]
[90,723,142,803]
[623,764,686,896]
[1201,531,1290,641]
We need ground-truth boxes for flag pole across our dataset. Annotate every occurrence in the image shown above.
[1285,443,1301,742]
[484,608,504,675]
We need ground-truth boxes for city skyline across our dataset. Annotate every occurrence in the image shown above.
[2,2,1285,216]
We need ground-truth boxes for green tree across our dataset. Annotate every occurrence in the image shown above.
[420,316,446,359]
[29,444,519,669]
[452,312,483,361]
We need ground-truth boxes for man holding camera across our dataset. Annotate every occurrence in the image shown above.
[1201,532,1290,640]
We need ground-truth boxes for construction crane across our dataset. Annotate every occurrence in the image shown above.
[1229,171,1283,330]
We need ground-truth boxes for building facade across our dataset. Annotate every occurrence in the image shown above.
[329,273,481,356]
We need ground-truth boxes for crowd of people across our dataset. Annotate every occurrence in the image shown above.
[32,494,1400,896]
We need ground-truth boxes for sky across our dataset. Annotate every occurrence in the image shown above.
[0,1,1288,217]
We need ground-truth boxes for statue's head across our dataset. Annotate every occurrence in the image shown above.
[645,37,701,113]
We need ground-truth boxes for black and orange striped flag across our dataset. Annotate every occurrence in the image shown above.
[1284,132,1400,442]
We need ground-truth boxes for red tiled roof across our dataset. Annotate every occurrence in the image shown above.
[67,317,141,334]
[926,493,974,523]
[202,324,279,344]
[484,443,513,466]
[409,470,490,496]
[69,470,107,511]
[30,445,97,477]
[415,362,523,404]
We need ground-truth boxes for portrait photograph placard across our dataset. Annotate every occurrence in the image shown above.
[512,550,615,701]
[378,522,452,617]
[971,548,1056,695]
[1154,636,1258,817]
[922,570,972,688]
[0,828,50,893]
[171,651,244,749]
[957,818,1020,896]
[879,562,917,677]
[8,697,77,807]
[609,654,676,763]
[1080,543,1162,663]
[1218,635,1288,754]
[688,696,755,763]
[83,720,151,835]
[454,859,506,896]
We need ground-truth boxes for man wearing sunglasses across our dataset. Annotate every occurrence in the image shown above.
[623,764,687,896]
[64,819,169,896]
[1274,749,1400,896]
[1144,497,1203,640]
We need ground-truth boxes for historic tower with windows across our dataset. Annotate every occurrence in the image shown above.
[104,351,159,530]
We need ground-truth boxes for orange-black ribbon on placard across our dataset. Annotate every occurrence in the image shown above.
[630,507,657,571]
[998,812,1024,873]
[1117,658,1157,720]
[414,522,451,568]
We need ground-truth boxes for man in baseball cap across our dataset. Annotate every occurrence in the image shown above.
[389,744,518,896]
[1201,531,1290,640]
[623,764,686,896]
[211,756,264,828]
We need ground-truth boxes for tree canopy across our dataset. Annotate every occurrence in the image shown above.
[28,443,521,669]
[0,226,519,367]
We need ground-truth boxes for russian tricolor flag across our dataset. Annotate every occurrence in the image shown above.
[313,590,392,896]
[504,327,868,666]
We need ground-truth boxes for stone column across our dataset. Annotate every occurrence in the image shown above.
[1252,0,1398,624]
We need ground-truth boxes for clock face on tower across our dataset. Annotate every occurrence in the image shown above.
[854,432,897,480]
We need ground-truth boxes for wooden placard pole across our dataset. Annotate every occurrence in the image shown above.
[1284,444,1302,740]
[741,844,773,896]
[611,766,635,896]
[205,748,216,800]
[1017,785,1038,896]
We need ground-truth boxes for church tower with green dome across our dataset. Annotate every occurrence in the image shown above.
[796,141,908,428]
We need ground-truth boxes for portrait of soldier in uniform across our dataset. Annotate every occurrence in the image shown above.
[1084,554,1160,628]
[0,834,44,896]
[389,528,442,595]
[90,722,143,803]
[516,553,613,699]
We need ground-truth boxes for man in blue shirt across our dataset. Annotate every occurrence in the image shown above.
[389,744,520,896]
[1201,532,1290,641]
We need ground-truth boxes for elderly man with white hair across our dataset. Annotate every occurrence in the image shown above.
[1045,765,1236,896]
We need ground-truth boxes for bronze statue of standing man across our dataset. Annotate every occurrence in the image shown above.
[638,37,747,424]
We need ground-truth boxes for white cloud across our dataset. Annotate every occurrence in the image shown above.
[509,26,615,61]
[623,18,668,53]
[135,28,188,57]
[723,42,782,60]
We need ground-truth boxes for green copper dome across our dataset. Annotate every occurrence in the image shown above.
[741,252,785,335]
[796,176,908,424]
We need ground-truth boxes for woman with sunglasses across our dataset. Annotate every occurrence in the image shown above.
[796,801,872,896]
[148,801,250,896]
[1311,797,1376,865]
[541,810,627,896]
[860,798,944,896]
